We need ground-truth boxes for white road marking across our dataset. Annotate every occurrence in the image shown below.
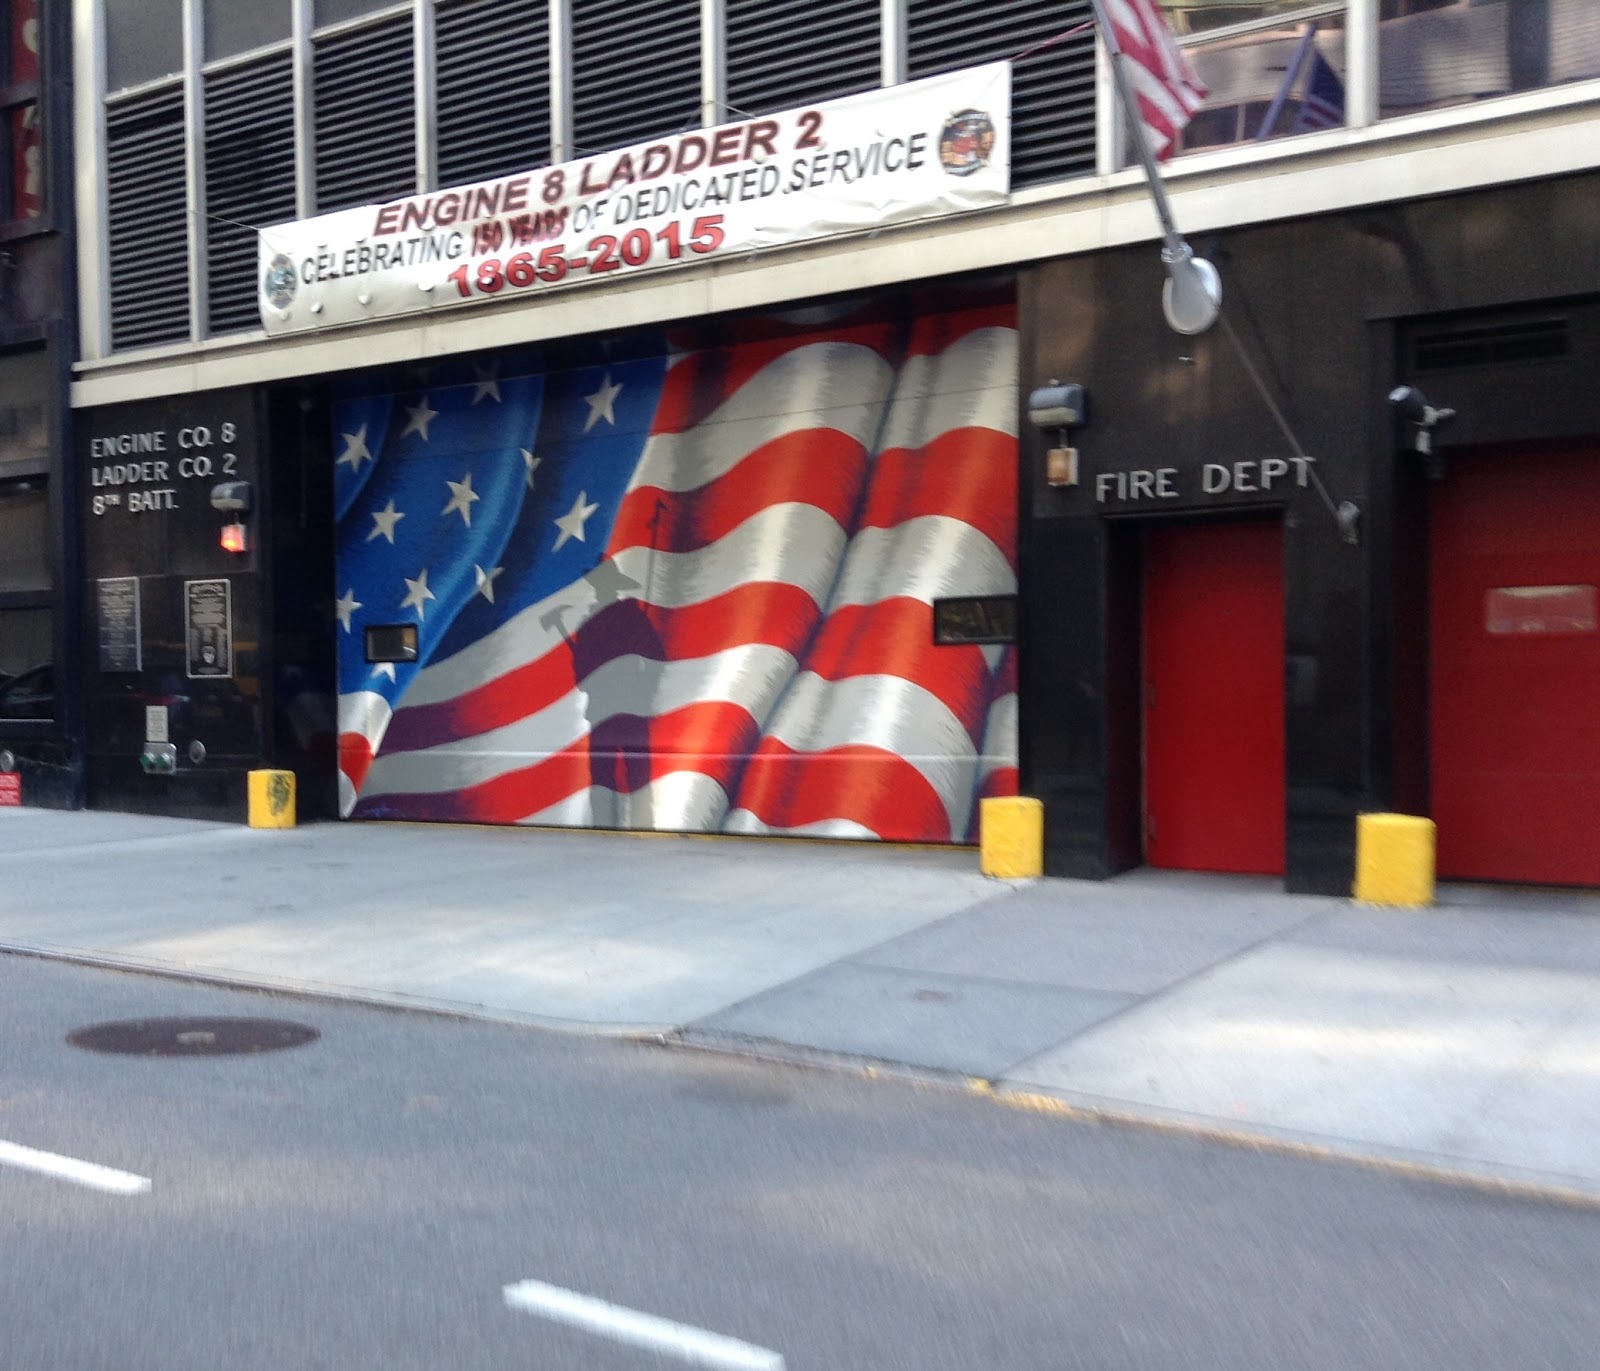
[503,1278,785,1371]
[0,1139,151,1195]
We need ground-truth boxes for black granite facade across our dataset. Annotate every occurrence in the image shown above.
[1018,173,1600,893]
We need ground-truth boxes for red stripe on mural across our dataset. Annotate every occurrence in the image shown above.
[382,642,578,754]
[650,322,902,436]
[734,740,953,841]
[356,745,594,824]
[861,427,1018,562]
[381,582,823,755]
[802,598,994,739]
[902,301,1017,359]
[610,429,869,554]
[338,732,376,794]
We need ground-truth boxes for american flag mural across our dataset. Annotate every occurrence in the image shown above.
[334,293,1019,843]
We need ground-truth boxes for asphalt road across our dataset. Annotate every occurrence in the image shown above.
[4,953,1600,1371]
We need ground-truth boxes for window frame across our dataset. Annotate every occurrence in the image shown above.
[0,466,55,725]
[0,0,43,232]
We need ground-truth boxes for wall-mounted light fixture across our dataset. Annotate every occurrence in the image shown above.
[1387,385,1457,472]
[210,479,252,553]
[1028,382,1088,487]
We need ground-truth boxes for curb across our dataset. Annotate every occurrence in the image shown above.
[673,1027,1600,1210]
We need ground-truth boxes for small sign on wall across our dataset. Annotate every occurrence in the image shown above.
[1486,584,1597,635]
[96,576,142,672]
[0,772,20,806]
[933,595,1017,645]
[184,578,233,678]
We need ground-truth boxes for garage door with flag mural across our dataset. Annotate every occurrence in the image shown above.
[332,292,1019,843]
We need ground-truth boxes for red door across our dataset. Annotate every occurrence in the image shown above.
[1144,520,1286,874]
[1430,444,1600,886]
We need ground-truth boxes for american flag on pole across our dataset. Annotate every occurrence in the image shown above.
[334,293,1019,843]
[1291,46,1346,133]
[1104,0,1209,159]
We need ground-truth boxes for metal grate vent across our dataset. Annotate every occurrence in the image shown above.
[205,52,296,335]
[314,14,416,212]
[908,0,1096,189]
[572,0,700,155]
[436,0,551,186]
[107,84,190,351]
[1412,317,1571,372]
[726,0,880,116]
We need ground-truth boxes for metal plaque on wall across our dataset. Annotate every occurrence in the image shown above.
[96,576,142,672]
[184,578,232,679]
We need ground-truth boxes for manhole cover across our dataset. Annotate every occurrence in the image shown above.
[67,1017,320,1057]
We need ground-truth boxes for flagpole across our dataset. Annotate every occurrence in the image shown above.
[1083,0,1358,540]
[1087,0,1186,259]
[1086,0,1220,334]
[1254,24,1316,141]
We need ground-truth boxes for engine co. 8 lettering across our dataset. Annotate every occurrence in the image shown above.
[445,214,726,299]
[88,420,243,516]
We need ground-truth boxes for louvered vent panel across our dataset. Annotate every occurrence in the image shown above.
[437,0,551,186]
[107,85,189,351]
[314,15,416,211]
[205,53,296,335]
[908,0,1096,189]
[727,0,879,115]
[1414,318,1570,372]
[572,1,700,154]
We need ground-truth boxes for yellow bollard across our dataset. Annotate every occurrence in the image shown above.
[1353,812,1435,906]
[980,796,1044,879]
[248,769,297,829]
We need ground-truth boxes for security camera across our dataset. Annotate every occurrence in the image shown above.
[1027,384,1087,430]
[1387,385,1456,455]
[209,479,253,513]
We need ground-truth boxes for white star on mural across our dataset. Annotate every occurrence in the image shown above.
[401,397,439,441]
[553,490,599,552]
[470,362,502,406]
[473,563,504,603]
[582,373,623,432]
[372,661,397,682]
[337,424,372,470]
[334,587,362,633]
[401,568,436,621]
[521,447,541,490]
[442,472,480,527]
[367,498,405,544]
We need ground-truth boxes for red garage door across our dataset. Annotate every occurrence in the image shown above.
[1144,520,1286,874]
[1430,443,1600,886]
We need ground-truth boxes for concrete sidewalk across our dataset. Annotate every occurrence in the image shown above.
[4,807,1600,1198]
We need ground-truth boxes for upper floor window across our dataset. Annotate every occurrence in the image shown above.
[0,346,51,708]
[104,0,182,92]
[1379,0,1600,117]
[1162,3,1350,156]
[3,0,41,223]
[205,0,291,61]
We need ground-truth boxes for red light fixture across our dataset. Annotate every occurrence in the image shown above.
[220,521,248,553]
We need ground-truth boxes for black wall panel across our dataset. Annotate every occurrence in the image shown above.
[1018,173,1600,894]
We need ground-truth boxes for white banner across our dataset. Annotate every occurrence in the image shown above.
[258,63,1011,334]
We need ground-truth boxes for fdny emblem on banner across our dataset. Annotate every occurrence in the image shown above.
[938,109,997,176]
[262,253,298,310]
